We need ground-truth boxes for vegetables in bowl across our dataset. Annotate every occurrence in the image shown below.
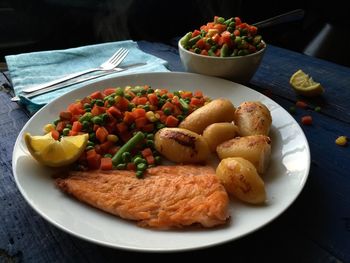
[180,16,265,57]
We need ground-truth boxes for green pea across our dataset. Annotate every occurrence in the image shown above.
[87,141,95,147]
[156,123,165,130]
[82,120,90,131]
[79,112,92,122]
[65,124,72,129]
[115,87,124,97]
[208,49,216,56]
[155,156,162,164]
[177,115,185,121]
[95,99,104,106]
[146,140,154,148]
[217,17,225,24]
[137,162,147,171]
[147,88,154,94]
[62,128,70,136]
[116,163,127,170]
[85,145,95,151]
[194,48,201,54]
[89,132,96,141]
[163,108,171,115]
[53,119,60,125]
[143,104,150,111]
[125,94,132,100]
[84,103,91,109]
[133,157,146,165]
[136,170,144,179]
[122,152,131,163]
[104,153,113,158]
[146,133,154,140]
[91,116,103,125]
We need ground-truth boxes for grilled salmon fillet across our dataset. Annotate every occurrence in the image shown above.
[56,165,229,229]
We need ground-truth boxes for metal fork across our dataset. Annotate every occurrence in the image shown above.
[23,48,129,93]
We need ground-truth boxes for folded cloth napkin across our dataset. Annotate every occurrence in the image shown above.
[5,40,169,113]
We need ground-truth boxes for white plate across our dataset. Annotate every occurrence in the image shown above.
[13,72,310,252]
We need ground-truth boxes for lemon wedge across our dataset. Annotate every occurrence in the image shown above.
[289,69,324,97]
[24,132,88,167]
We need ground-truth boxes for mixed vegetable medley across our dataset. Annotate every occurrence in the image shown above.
[181,16,265,57]
[46,85,210,177]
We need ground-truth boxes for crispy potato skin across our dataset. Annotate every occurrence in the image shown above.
[202,122,238,152]
[216,157,266,204]
[234,101,272,136]
[179,99,235,134]
[216,135,271,174]
[154,127,210,163]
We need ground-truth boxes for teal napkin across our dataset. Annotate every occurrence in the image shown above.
[5,40,169,113]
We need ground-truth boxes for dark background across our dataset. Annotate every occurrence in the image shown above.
[1,0,350,67]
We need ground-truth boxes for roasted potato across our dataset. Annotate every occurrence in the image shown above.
[179,99,235,134]
[154,127,210,163]
[216,157,266,204]
[234,101,272,136]
[202,122,238,152]
[216,135,271,174]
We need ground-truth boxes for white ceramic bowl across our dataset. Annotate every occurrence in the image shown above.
[178,39,266,84]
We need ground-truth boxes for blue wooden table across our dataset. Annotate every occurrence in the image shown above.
[1,40,349,262]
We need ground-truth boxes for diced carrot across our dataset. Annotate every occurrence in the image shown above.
[192,29,201,37]
[116,97,129,111]
[142,123,154,132]
[68,130,78,136]
[127,162,136,171]
[93,124,100,132]
[200,49,208,56]
[165,115,179,127]
[148,93,158,106]
[116,122,128,133]
[141,148,153,157]
[301,115,313,125]
[96,126,109,143]
[135,117,148,129]
[123,111,135,124]
[135,96,148,105]
[91,105,106,116]
[107,106,122,118]
[67,102,85,115]
[100,157,113,170]
[145,155,155,165]
[51,130,60,140]
[190,97,203,107]
[55,121,66,133]
[72,121,82,132]
[59,111,72,121]
[90,91,105,100]
[132,108,146,119]
[103,88,116,96]
[296,101,308,109]
[99,140,114,154]
[86,149,101,170]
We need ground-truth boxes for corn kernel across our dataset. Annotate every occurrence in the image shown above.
[335,136,348,146]
[114,95,121,103]
[107,134,119,143]
[146,111,158,122]
[43,124,55,134]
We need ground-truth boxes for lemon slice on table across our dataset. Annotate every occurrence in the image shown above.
[24,132,88,167]
[289,69,325,96]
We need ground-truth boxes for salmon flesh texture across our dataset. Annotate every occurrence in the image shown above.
[56,165,230,229]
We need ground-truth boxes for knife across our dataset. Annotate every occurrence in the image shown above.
[11,63,146,102]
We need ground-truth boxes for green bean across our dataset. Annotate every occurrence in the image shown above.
[112,131,145,166]
[208,49,216,56]
[187,35,201,47]
[179,98,189,113]
[220,44,229,57]
[115,87,124,97]
[180,32,192,48]
[137,163,147,171]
